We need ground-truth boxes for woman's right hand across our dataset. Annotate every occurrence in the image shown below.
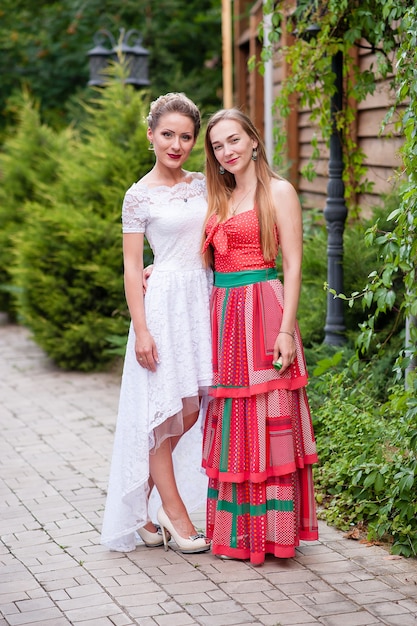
[135,329,159,371]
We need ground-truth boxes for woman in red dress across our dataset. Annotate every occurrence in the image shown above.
[201,109,318,565]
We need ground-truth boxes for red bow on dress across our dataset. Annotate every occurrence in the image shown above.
[202,218,229,255]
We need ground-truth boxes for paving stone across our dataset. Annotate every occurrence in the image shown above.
[160,593,213,605]
[277,582,321,596]
[153,613,198,626]
[5,607,66,625]
[259,614,319,626]
[57,593,120,612]
[297,591,352,606]
[65,604,127,622]
[220,580,276,595]
[186,604,210,617]
[113,591,170,608]
[199,599,247,615]
[263,570,320,585]
[129,619,158,626]
[247,602,268,615]
[352,590,406,606]
[376,617,417,626]
[320,611,382,625]
[7,617,70,626]
[157,581,219,596]
[127,604,167,619]
[366,600,414,617]
[14,597,56,612]
[108,615,137,626]
[105,583,161,599]
[398,599,417,613]
[196,612,257,625]
[230,591,276,604]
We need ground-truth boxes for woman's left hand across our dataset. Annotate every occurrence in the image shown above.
[273,332,296,374]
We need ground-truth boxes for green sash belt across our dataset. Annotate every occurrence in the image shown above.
[213,267,277,287]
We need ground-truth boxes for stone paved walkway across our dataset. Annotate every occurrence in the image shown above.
[0,322,416,626]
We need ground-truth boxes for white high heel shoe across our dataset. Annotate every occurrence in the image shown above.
[157,506,211,554]
[137,523,166,547]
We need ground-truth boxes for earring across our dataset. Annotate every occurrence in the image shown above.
[252,148,258,161]
[148,142,154,151]
[219,165,225,174]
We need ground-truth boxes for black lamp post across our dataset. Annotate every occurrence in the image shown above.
[323,51,348,345]
[296,1,347,345]
[87,28,150,88]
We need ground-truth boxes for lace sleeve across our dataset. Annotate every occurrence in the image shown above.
[122,185,150,233]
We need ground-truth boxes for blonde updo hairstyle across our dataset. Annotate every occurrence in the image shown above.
[146,92,201,138]
[203,108,281,267]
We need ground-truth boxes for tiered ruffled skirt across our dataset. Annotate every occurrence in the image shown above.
[202,270,318,565]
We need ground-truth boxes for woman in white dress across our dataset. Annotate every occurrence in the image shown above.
[101,93,212,553]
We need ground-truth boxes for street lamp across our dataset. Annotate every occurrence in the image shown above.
[323,50,348,345]
[296,1,347,345]
[87,29,150,88]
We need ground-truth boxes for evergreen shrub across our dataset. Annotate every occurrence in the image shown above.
[12,203,126,370]
[11,72,156,370]
[0,90,72,315]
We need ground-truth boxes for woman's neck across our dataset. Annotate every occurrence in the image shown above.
[151,164,189,186]
[233,171,257,194]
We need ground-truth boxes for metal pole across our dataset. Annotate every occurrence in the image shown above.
[323,51,348,345]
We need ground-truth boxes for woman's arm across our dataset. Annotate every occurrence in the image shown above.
[123,232,159,371]
[271,178,303,373]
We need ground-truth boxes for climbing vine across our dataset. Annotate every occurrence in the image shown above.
[359,4,417,379]
[261,0,416,379]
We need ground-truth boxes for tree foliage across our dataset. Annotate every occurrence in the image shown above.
[0,0,222,132]
[0,90,72,314]
[358,5,417,382]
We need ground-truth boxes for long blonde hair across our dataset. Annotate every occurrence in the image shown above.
[202,109,281,267]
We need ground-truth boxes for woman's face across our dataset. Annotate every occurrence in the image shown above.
[209,119,257,176]
[147,113,196,170]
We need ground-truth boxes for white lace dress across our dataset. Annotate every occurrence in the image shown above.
[101,173,212,552]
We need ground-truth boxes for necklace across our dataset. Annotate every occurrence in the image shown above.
[230,185,256,216]
[180,174,189,202]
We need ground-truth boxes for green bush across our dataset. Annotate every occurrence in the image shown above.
[10,71,156,370]
[309,352,417,557]
[12,203,127,370]
[0,90,71,316]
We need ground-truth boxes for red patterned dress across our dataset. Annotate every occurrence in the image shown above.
[202,208,318,565]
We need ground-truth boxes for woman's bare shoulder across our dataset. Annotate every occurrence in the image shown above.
[270,176,296,196]
[186,170,205,182]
